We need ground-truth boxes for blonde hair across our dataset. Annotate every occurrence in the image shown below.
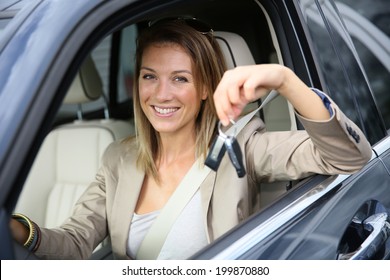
[132,20,227,181]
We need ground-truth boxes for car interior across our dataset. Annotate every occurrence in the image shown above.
[13,0,309,258]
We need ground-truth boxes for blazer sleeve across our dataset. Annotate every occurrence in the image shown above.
[244,93,372,183]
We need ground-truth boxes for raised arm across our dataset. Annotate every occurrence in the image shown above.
[213,64,330,125]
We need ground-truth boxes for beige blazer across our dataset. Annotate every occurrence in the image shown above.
[36,98,372,259]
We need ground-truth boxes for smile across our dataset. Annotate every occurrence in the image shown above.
[153,106,179,115]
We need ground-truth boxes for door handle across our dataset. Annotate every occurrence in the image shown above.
[338,212,390,260]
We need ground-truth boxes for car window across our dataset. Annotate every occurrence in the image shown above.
[335,0,390,131]
[57,26,138,122]
[298,0,387,145]
[57,36,113,121]
[14,0,291,247]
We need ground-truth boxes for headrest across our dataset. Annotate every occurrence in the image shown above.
[214,31,255,69]
[63,55,103,104]
[215,31,259,115]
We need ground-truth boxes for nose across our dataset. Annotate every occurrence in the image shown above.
[155,80,173,101]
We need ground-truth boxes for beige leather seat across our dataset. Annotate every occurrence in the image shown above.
[15,55,135,228]
[215,31,292,209]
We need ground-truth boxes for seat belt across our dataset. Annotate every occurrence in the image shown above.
[136,158,210,260]
[136,90,279,260]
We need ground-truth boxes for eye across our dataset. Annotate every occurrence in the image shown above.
[142,73,156,80]
[174,76,189,83]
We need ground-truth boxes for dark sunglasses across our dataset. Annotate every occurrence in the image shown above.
[148,17,213,35]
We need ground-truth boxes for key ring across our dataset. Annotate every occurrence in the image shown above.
[218,119,236,138]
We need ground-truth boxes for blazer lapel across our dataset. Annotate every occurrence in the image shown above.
[110,150,144,259]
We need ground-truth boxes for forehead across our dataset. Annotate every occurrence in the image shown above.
[144,42,186,54]
[141,43,194,67]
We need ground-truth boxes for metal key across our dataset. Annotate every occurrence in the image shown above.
[225,135,246,178]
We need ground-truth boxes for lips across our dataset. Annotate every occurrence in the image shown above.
[153,106,179,115]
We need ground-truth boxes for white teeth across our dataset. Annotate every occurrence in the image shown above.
[154,106,178,115]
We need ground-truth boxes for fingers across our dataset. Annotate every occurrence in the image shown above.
[213,64,289,125]
[214,66,267,126]
[213,72,242,126]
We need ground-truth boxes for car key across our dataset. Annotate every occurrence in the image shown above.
[205,133,227,171]
[225,135,246,178]
[205,121,246,177]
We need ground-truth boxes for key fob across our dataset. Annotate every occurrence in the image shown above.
[225,136,246,178]
[205,134,226,171]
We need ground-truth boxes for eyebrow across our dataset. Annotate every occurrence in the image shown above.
[140,66,192,75]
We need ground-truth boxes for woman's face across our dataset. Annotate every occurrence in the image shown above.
[138,43,207,136]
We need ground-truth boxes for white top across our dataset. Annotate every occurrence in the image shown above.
[127,190,208,259]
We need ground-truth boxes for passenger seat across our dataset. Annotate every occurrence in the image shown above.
[15,55,135,228]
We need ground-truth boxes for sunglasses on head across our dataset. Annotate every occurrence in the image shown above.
[148,17,213,35]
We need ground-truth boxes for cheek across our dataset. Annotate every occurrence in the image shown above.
[138,82,152,102]
[137,85,151,115]
[187,92,204,112]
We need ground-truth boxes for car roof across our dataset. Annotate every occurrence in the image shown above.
[0,0,35,11]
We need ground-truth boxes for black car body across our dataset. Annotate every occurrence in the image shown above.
[0,0,389,260]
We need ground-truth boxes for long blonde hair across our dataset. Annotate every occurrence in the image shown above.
[132,19,227,181]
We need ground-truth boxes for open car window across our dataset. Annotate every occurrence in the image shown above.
[13,0,302,258]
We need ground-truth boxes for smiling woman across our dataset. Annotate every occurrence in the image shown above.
[127,21,227,259]
[138,45,203,135]
[132,20,226,184]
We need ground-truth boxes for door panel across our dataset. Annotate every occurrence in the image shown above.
[192,157,390,259]
[248,159,390,259]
